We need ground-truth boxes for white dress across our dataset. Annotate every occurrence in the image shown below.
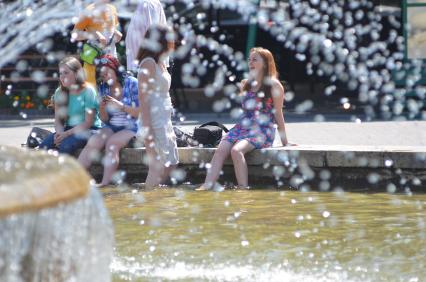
[137,57,178,165]
[125,0,167,71]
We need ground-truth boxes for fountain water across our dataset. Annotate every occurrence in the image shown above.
[0,146,113,282]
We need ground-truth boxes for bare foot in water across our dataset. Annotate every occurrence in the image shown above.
[95,183,110,188]
[233,185,250,190]
[195,183,224,191]
[195,184,211,191]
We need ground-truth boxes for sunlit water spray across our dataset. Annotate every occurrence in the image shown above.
[3,0,422,121]
[1,0,423,128]
[0,146,113,281]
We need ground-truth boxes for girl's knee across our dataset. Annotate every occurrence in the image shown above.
[105,140,121,153]
[230,147,244,159]
[88,135,105,147]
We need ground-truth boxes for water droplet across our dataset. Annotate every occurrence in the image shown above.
[367,173,380,184]
[31,71,46,83]
[170,168,187,182]
[241,240,249,247]
[386,183,397,194]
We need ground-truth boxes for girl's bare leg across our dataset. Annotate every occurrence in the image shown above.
[162,164,177,184]
[201,140,233,189]
[230,140,255,188]
[144,145,164,189]
[101,130,135,186]
[78,127,113,169]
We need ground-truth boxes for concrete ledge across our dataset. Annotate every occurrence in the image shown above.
[86,145,426,190]
[102,145,426,168]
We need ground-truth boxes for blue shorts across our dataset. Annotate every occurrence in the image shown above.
[104,123,138,133]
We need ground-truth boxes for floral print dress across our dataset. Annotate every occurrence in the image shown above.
[224,91,276,149]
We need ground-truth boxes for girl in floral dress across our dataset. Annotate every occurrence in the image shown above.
[199,47,291,190]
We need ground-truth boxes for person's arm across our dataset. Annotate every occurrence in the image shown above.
[103,95,139,118]
[52,90,68,146]
[113,30,123,43]
[137,60,156,143]
[112,5,122,43]
[62,88,98,138]
[121,103,139,118]
[239,79,248,93]
[64,110,95,137]
[123,79,140,118]
[99,98,109,122]
[97,84,110,122]
[55,106,95,145]
[271,79,288,146]
[53,90,65,133]
[54,106,95,146]
[54,101,65,134]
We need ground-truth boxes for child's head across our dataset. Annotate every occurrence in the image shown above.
[248,47,278,80]
[136,25,175,64]
[244,47,280,100]
[58,57,85,90]
[97,54,123,85]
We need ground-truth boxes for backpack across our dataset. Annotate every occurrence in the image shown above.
[193,121,229,147]
[26,127,52,148]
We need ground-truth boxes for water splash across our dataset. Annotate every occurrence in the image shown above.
[0,187,113,282]
[111,256,356,282]
[0,147,113,281]
[0,1,81,68]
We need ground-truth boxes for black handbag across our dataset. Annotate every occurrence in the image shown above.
[193,121,229,147]
[26,127,52,148]
[173,126,198,147]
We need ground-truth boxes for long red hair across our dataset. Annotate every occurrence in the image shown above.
[242,47,279,102]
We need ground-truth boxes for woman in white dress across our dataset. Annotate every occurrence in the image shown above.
[137,25,178,188]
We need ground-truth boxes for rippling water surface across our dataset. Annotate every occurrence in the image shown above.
[104,189,426,281]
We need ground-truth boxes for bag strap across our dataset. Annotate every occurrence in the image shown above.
[199,121,229,132]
